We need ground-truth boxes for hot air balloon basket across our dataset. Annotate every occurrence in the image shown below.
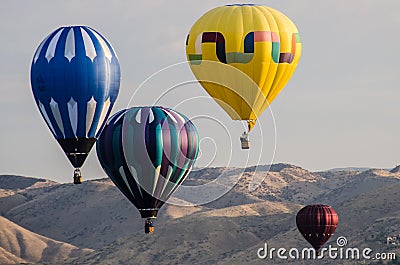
[240,134,250,149]
[73,169,82,184]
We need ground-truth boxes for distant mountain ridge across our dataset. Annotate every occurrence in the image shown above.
[0,163,399,264]
[0,175,56,191]
[324,166,372,172]
[390,164,400,173]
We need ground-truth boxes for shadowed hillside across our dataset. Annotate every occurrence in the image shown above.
[0,216,91,264]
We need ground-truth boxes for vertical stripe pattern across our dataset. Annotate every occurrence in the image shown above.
[296,205,339,251]
[96,107,199,218]
[31,25,120,140]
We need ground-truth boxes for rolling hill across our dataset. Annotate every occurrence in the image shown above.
[0,215,91,264]
[0,164,399,264]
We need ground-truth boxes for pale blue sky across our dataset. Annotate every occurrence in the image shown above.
[1,1,400,182]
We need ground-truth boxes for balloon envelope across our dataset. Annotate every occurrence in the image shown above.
[296,204,339,251]
[186,4,302,131]
[96,106,199,218]
[30,25,121,168]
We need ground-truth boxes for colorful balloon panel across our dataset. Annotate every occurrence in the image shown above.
[30,26,121,167]
[186,4,302,131]
[296,205,339,251]
[96,107,199,218]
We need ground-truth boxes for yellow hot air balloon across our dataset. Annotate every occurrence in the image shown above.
[186,4,302,149]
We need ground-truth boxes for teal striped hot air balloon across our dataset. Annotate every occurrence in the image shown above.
[96,106,199,233]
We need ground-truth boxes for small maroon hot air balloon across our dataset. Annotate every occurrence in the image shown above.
[296,204,338,251]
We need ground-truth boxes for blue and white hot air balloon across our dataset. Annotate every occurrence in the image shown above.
[30,26,121,184]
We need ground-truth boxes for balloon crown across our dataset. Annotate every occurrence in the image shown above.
[225,4,260,6]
